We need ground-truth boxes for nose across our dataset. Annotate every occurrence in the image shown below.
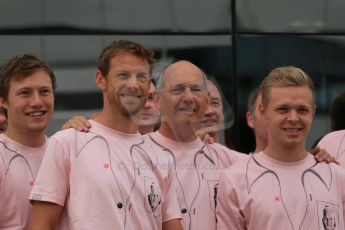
[182,87,194,102]
[30,92,44,107]
[126,74,140,89]
[287,110,298,121]
[143,100,153,110]
[204,104,215,116]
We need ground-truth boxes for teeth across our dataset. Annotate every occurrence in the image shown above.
[202,119,216,124]
[284,128,301,132]
[28,111,44,117]
[179,108,195,112]
[120,94,139,99]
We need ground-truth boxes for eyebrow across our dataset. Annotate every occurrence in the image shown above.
[210,97,222,103]
[170,83,203,88]
[115,69,149,74]
[17,86,51,90]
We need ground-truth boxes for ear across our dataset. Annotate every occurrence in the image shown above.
[0,97,8,110]
[156,91,161,109]
[246,111,255,129]
[207,91,211,104]
[258,103,267,121]
[152,90,159,106]
[95,70,106,91]
[312,105,316,119]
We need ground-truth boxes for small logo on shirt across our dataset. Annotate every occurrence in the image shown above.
[317,201,339,230]
[207,180,219,213]
[104,163,110,169]
[144,176,161,216]
[275,196,280,202]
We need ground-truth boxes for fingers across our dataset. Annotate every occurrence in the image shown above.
[60,116,91,132]
[313,149,338,164]
[310,146,320,155]
[196,131,214,144]
[202,134,215,144]
[60,124,72,130]
[200,133,214,144]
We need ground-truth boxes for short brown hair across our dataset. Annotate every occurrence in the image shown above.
[98,40,155,77]
[260,66,315,107]
[0,54,56,101]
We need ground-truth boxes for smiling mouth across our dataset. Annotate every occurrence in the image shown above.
[178,108,196,112]
[141,112,153,116]
[200,118,217,126]
[119,93,141,99]
[283,128,302,133]
[26,111,46,117]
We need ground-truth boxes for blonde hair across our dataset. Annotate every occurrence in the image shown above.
[260,66,315,107]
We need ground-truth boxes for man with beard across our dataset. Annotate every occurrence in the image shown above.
[29,40,182,230]
[62,81,160,135]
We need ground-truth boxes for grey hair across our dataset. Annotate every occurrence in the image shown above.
[156,60,208,95]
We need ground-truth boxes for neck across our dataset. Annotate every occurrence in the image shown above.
[254,137,267,154]
[94,106,139,134]
[263,140,308,162]
[159,122,197,142]
[4,128,46,147]
[138,125,154,135]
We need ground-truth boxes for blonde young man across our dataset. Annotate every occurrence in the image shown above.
[29,40,182,230]
[217,66,345,229]
[0,54,55,229]
[246,87,336,164]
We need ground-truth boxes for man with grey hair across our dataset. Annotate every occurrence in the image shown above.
[145,60,245,230]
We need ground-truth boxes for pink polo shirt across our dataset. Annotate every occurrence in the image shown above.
[0,134,46,229]
[30,120,181,230]
[146,131,247,230]
[217,152,345,230]
[318,130,345,167]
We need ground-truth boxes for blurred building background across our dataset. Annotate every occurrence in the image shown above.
[0,0,344,153]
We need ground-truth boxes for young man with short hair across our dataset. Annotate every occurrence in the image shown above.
[0,54,55,229]
[217,66,345,229]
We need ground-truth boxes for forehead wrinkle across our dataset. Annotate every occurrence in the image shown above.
[164,61,203,82]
